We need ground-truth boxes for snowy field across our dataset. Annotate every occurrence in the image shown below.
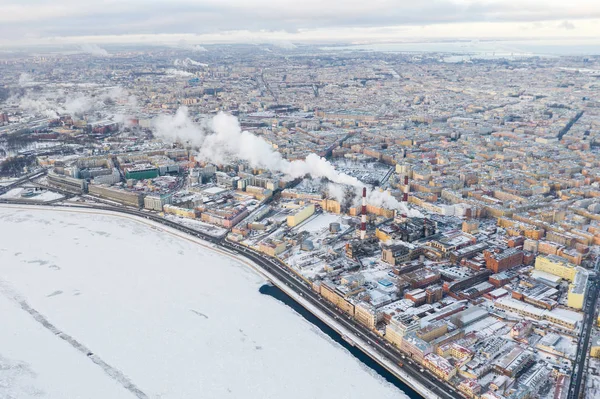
[0,206,405,399]
[0,187,64,202]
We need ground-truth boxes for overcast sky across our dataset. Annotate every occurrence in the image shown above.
[1,0,599,46]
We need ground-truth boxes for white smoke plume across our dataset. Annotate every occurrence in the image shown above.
[63,94,95,114]
[15,85,138,120]
[154,108,423,217]
[18,73,34,87]
[366,188,422,218]
[154,108,361,185]
[166,69,195,77]
[80,44,110,57]
[327,182,423,218]
[174,58,208,68]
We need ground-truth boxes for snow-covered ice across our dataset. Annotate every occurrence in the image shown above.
[0,293,130,399]
[0,206,406,399]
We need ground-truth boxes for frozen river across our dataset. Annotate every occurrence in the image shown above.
[0,206,407,399]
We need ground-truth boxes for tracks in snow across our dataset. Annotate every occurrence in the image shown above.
[0,281,148,399]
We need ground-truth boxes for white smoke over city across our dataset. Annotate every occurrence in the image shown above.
[175,42,208,53]
[326,182,422,217]
[18,73,35,87]
[165,69,196,77]
[154,107,362,185]
[174,58,208,67]
[154,107,422,216]
[14,85,138,120]
[79,44,110,57]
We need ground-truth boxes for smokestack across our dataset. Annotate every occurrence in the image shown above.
[361,187,367,240]
[403,175,409,202]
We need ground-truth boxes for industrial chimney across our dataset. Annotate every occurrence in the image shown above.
[361,187,367,240]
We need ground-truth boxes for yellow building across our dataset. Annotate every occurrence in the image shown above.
[259,239,286,256]
[163,204,196,219]
[567,268,589,310]
[462,220,479,234]
[354,301,377,329]
[458,379,481,399]
[535,255,578,281]
[423,353,457,381]
[385,317,419,348]
[590,336,600,358]
[287,204,315,227]
[416,322,447,342]
[321,198,341,214]
[375,227,393,242]
[319,282,355,316]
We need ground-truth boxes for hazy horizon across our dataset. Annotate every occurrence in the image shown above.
[1,0,599,49]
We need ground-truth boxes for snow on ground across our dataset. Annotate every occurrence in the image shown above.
[0,187,25,199]
[31,191,64,201]
[295,212,346,234]
[0,177,19,187]
[163,214,228,237]
[0,188,63,202]
[0,206,406,399]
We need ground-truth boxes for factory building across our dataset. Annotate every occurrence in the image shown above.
[484,248,524,273]
[321,198,341,214]
[124,165,159,180]
[287,204,315,227]
[494,298,581,329]
[47,171,88,193]
[201,205,249,228]
[534,255,578,281]
[88,185,145,207]
[381,243,412,266]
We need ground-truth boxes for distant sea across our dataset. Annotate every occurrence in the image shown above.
[320,39,600,59]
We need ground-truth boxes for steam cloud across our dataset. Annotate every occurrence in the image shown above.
[154,107,422,217]
[18,73,35,87]
[154,107,362,186]
[175,42,208,52]
[15,86,137,120]
[80,44,110,57]
[166,69,196,77]
[174,58,208,68]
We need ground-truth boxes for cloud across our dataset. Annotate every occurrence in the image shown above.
[558,20,576,30]
[0,0,599,44]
